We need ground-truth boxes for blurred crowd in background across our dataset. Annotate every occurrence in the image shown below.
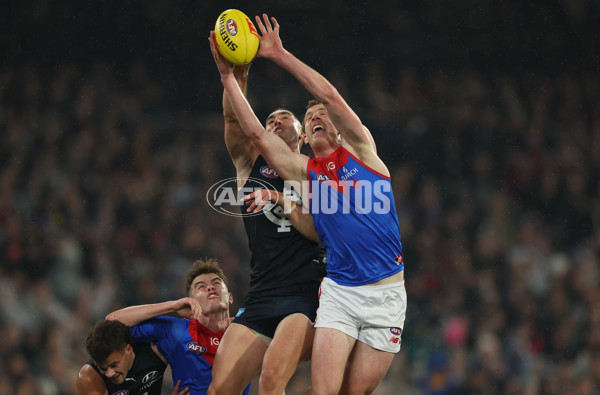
[1,0,599,394]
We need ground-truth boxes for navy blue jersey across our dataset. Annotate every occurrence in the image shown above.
[87,342,166,395]
[240,155,326,294]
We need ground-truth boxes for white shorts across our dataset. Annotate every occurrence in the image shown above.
[315,276,407,353]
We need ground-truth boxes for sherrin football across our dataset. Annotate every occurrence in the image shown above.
[214,9,260,66]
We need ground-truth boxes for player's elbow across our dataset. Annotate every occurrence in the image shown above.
[319,84,340,105]
[244,125,264,141]
[223,113,238,123]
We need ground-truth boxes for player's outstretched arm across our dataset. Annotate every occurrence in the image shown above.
[254,13,376,155]
[223,63,257,182]
[106,298,203,327]
[209,31,307,182]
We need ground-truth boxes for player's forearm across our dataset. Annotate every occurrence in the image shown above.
[221,74,265,141]
[275,191,320,243]
[106,301,174,327]
[222,71,249,120]
[288,207,320,243]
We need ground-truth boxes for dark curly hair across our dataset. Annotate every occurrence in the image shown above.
[185,258,228,295]
[85,320,132,364]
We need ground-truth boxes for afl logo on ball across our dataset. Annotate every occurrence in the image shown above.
[260,166,279,178]
[226,19,238,36]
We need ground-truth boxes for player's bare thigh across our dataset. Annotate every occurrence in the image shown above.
[208,323,268,394]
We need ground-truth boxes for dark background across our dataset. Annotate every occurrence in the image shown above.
[1,0,600,394]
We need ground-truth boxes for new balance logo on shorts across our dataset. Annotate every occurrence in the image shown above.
[389,327,402,343]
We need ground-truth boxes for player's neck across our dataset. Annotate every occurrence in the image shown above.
[288,141,300,154]
[313,143,339,158]
[198,310,230,332]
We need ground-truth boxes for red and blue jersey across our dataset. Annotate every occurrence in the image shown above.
[130,317,250,395]
[307,146,403,286]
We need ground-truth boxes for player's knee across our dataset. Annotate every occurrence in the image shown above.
[311,389,339,395]
[259,365,286,392]
[209,378,240,394]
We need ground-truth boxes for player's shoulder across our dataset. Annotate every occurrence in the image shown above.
[76,364,106,394]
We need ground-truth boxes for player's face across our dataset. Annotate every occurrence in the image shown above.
[96,345,134,385]
[189,273,231,313]
[265,110,300,145]
[304,104,339,148]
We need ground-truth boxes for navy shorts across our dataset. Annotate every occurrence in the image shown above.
[233,280,321,338]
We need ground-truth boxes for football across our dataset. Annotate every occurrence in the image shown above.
[214,9,260,66]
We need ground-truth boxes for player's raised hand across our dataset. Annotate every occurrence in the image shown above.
[242,188,281,213]
[254,13,284,59]
[171,297,203,321]
[208,30,234,77]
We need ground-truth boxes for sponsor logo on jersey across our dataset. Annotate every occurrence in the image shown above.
[112,391,128,395]
[260,165,279,178]
[226,19,238,36]
[394,254,403,265]
[390,327,402,336]
[389,337,400,344]
[327,162,336,170]
[340,167,358,181]
[142,371,160,383]
[316,173,330,181]
[210,337,220,346]
[187,342,207,354]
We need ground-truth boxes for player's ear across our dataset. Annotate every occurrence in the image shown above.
[228,292,233,304]
[301,131,308,144]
